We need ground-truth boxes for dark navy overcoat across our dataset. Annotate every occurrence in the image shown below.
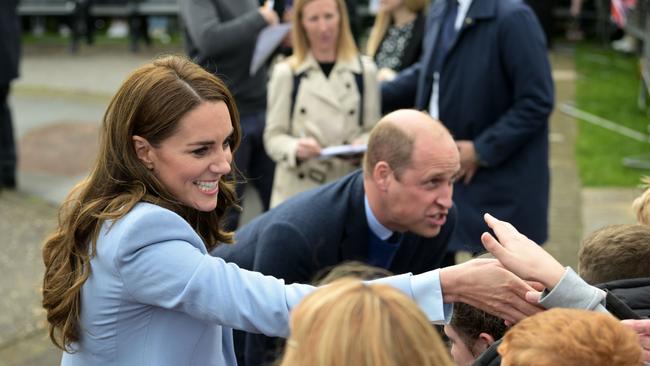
[383,0,554,252]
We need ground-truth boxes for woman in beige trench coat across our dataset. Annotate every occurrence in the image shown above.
[264,0,381,207]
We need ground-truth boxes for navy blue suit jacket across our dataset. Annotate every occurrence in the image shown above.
[382,0,553,252]
[214,170,456,365]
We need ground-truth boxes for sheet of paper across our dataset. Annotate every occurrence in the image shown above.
[249,23,291,76]
[317,144,367,160]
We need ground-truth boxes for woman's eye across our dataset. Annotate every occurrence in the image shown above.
[192,147,209,156]
[223,137,233,149]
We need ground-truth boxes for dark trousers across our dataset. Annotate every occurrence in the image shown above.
[224,111,275,230]
[0,83,16,187]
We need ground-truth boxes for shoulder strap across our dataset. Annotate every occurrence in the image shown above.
[289,71,307,132]
[355,55,364,127]
[290,58,365,130]
[605,290,642,320]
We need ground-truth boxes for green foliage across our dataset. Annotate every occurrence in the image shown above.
[574,42,650,186]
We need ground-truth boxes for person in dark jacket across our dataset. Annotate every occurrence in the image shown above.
[215,109,460,365]
[0,0,20,189]
[382,0,554,265]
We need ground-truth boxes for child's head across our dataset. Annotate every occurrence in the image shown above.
[444,302,507,366]
[578,224,650,284]
[498,308,643,366]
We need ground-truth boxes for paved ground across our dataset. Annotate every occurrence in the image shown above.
[0,42,641,365]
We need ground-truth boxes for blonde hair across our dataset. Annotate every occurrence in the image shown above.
[632,176,650,225]
[289,0,358,69]
[365,0,429,57]
[280,279,453,366]
[42,55,241,351]
[498,308,643,366]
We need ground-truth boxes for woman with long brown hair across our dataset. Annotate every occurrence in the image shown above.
[41,55,448,366]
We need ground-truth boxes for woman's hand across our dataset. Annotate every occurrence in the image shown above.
[481,213,565,290]
[296,137,321,161]
[258,4,279,26]
[377,67,397,82]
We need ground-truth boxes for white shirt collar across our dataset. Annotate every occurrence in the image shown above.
[455,0,474,30]
[364,195,394,241]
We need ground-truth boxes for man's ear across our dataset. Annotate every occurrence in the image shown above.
[473,332,496,354]
[372,161,392,192]
[132,135,154,170]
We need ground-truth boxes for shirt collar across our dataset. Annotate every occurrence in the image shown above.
[455,0,474,30]
[364,195,394,241]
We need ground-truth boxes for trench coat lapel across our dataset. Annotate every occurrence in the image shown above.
[295,53,356,111]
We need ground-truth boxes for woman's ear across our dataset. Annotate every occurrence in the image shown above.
[132,135,154,170]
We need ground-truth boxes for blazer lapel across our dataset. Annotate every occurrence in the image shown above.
[298,53,344,110]
[422,0,446,73]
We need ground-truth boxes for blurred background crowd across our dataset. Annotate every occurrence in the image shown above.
[1,0,650,365]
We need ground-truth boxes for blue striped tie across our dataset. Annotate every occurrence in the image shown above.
[431,0,459,74]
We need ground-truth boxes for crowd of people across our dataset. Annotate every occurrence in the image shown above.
[2,0,643,365]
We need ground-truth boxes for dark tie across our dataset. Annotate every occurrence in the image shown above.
[431,0,459,74]
[387,231,402,244]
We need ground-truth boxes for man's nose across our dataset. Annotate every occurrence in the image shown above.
[436,183,454,208]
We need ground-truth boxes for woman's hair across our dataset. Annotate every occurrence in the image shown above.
[312,261,393,285]
[289,0,358,69]
[498,308,643,366]
[632,176,650,225]
[365,0,429,57]
[41,55,241,351]
[279,279,453,366]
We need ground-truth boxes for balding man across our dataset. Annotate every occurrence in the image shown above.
[215,110,533,365]
[216,109,458,364]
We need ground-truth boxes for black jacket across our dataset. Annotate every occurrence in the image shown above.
[597,277,650,318]
[472,278,649,366]
[0,0,20,84]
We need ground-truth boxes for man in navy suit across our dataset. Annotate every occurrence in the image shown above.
[215,109,461,365]
[382,0,554,264]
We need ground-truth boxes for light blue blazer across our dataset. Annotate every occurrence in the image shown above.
[61,203,439,365]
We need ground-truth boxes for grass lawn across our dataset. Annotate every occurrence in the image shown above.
[574,42,650,186]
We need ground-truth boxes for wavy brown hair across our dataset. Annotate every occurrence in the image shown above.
[41,55,241,351]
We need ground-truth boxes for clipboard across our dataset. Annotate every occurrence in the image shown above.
[249,23,291,76]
